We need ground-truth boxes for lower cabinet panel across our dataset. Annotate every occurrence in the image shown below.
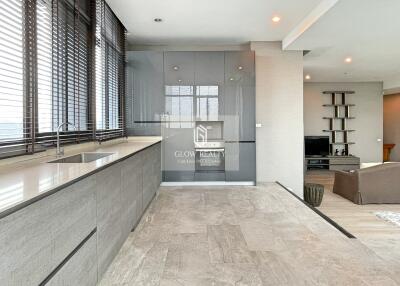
[45,232,98,286]
[225,142,256,182]
[95,164,123,279]
[0,176,97,286]
[121,152,143,238]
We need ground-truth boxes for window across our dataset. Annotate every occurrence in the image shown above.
[0,0,127,159]
[39,0,93,146]
[95,0,126,140]
[0,0,24,157]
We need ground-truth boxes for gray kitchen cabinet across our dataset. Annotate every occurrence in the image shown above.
[0,196,53,285]
[224,52,256,142]
[49,177,97,268]
[143,144,161,209]
[0,176,97,286]
[162,128,195,182]
[126,51,164,136]
[0,142,162,286]
[224,51,255,86]
[225,142,256,182]
[95,164,123,279]
[45,234,98,286]
[194,52,224,85]
[121,152,143,237]
[164,52,195,85]
[194,52,225,121]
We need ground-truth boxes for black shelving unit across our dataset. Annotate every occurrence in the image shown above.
[322,91,355,155]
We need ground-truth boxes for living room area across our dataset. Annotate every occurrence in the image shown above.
[300,0,400,276]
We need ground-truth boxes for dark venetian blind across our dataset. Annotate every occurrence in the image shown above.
[0,0,34,158]
[35,0,94,148]
[95,0,126,141]
[0,0,127,159]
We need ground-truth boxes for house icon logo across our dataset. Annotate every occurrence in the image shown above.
[195,124,208,143]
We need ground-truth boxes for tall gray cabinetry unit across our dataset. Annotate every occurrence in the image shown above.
[224,52,256,182]
[127,51,256,183]
[126,51,164,135]
[163,52,196,181]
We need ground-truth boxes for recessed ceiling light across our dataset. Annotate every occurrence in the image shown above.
[345,57,352,63]
[305,74,311,80]
[272,16,281,23]
[154,18,163,22]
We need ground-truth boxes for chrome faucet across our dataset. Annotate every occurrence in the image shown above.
[56,122,76,156]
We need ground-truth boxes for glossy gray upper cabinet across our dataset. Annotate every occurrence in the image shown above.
[194,52,224,85]
[164,52,195,85]
[225,51,255,86]
[224,51,255,141]
[126,51,164,123]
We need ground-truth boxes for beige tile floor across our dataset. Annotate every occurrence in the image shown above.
[99,183,400,286]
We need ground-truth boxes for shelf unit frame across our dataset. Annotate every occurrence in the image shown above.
[322,91,355,155]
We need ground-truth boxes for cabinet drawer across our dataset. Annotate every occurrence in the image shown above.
[0,176,96,286]
[121,153,143,237]
[45,232,97,286]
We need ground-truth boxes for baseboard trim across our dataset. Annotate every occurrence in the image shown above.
[276,181,356,239]
[161,181,255,186]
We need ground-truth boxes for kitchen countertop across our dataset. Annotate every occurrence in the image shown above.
[0,137,162,219]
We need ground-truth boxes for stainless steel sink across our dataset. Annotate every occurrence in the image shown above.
[48,152,114,163]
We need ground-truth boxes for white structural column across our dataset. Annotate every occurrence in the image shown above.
[251,42,304,197]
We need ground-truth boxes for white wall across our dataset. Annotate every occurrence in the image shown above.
[304,82,383,163]
[251,42,304,197]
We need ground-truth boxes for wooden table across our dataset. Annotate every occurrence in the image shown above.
[383,144,396,162]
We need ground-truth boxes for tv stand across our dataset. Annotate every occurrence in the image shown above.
[305,155,360,171]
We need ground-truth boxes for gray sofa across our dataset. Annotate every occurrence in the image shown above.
[333,163,400,204]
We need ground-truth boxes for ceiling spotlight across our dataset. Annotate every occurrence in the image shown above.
[173,66,179,71]
[229,77,234,81]
[305,74,311,80]
[345,57,352,63]
[154,18,163,22]
[272,16,281,23]
[238,66,243,71]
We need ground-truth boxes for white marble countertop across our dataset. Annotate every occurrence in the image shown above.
[0,136,162,218]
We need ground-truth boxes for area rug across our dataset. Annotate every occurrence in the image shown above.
[374,211,400,227]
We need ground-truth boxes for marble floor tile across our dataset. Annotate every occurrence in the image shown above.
[207,224,254,264]
[99,183,399,286]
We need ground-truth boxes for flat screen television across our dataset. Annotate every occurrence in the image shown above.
[305,136,330,156]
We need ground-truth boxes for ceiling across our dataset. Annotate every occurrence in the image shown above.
[285,0,400,86]
[107,0,400,87]
[106,0,321,45]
